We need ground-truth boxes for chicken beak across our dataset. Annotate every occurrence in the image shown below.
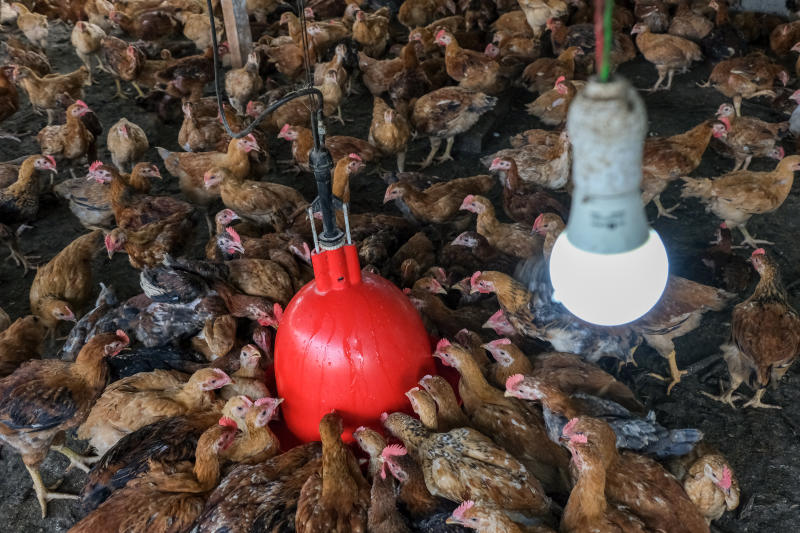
[445,518,460,526]
[382,189,393,204]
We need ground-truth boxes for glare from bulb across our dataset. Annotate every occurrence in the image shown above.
[548,229,669,326]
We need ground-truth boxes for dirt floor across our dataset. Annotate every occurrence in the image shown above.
[2,19,800,533]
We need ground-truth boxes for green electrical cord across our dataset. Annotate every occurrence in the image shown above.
[600,0,614,82]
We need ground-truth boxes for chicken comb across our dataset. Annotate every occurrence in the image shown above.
[720,222,727,229]
[273,303,283,324]
[774,146,786,159]
[569,433,588,444]
[490,338,512,347]
[485,308,505,325]
[348,153,362,161]
[225,226,242,243]
[381,444,407,459]
[555,75,566,86]
[278,123,292,137]
[719,465,732,489]
[435,29,447,41]
[237,395,254,407]
[752,248,766,257]
[533,213,545,230]
[44,155,56,168]
[434,338,451,353]
[252,328,271,352]
[245,133,257,143]
[718,116,731,130]
[89,161,103,172]
[380,412,389,423]
[469,271,483,288]
[213,368,230,381]
[562,417,580,437]
[218,416,238,430]
[505,374,525,392]
[254,397,277,407]
[115,329,130,345]
[452,500,475,520]
[490,157,503,167]
[75,99,88,108]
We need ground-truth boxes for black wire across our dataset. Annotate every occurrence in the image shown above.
[203,0,322,140]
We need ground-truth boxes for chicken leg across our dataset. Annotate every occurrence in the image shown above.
[647,66,669,92]
[741,387,781,409]
[113,78,128,100]
[76,51,94,84]
[653,195,680,219]
[397,150,406,173]
[437,137,455,163]
[24,464,80,518]
[738,225,773,248]
[416,137,442,169]
[131,81,146,98]
[52,444,100,473]
[648,350,688,395]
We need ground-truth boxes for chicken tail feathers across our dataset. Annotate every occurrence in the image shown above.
[680,176,712,199]
[646,428,704,458]
[155,146,171,162]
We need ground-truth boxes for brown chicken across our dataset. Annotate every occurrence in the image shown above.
[702,52,787,116]
[29,230,102,333]
[434,339,569,493]
[101,36,145,99]
[518,0,568,37]
[770,20,800,56]
[563,417,710,533]
[352,8,390,57]
[460,194,542,258]
[447,500,556,532]
[670,443,740,524]
[179,11,224,50]
[179,100,227,153]
[533,212,566,259]
[220,344,270,400]
[156,45,220,101]
[68,421,236,533]
[226,256,295,305]
[526,75,578,126]
[522,46,582,95]
[278,124,379,173]
[108,7,180,41]
[383,174,493,224]
[37,100,94,164]
[0,65,17,140]
[706,249,800,408]
[632,23,702,91]
[295,412,370,533]
[436,29,500,93]
[369,97,411,172]
[0,331,129,517]
[714,103,787,171]
[383,411,553,516]
[485,132,572,189]
[358,51,405,96]
[106,118,148,173]
[398,0,453,28]
[96,163,195,268]
[0,154,56,223]
[480,337,534,388]
[78,367,231,455]
[412,87,496,169]
[158,135,259,215]
[668,0,713,41]
[0,315,45,378]
[10,3,48,49]
[561,432,650,532]
[225,51,262,115]
[641,120,725,219]
[204,166,307,232]
[489,157,567,224]
[681,155,800,247]
[70,21,107,84]
[11,65,88,124]
[701,222,754,293]
[0,38,51,77]
[223,396,282,464]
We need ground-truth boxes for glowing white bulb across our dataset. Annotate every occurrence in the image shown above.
[549,229,668,326]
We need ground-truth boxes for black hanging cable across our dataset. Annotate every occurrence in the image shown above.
[203,0,341,245]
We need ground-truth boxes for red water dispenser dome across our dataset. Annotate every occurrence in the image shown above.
[274,244,435,443]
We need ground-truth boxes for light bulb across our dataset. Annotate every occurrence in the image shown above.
[548,76,669,326]
[549,229,668,326]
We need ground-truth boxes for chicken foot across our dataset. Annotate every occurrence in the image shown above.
[741,387,781,409]
[647,66,674,92]
[648,350,688,395]
[415,137,442,169]
[437,137,455,163]
[113,78,128,100]
[652,195,680,219]
[131,81,146,98]
[24,464,80,518]
[52,444,100,473]
[738,225,773,248]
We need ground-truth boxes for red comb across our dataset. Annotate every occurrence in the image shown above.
[436,29,446,40]
[218,416,238,429]
[279,124,291,136]
[452,500,475,520]
[89,161,103,172]
[470,271,482,288]
[534,213,544,228]
[555,75,566,85]
[720,222,727,229]
[254,397,275,407]
[381,444,407,459]
[75,99,88,107]
[349,153,362,161]
[505,374,525,391]
[491,157,502,166]
[213,368,229,379]
[719,116,731,130]
[380,412,389,423]
[563,417,579,437]
[752,248,766,256]
[225,226,241,243]
[570,433,588,444]
[492,338,512,346]
[115,330,129,345]
[45,155,56,167]
[273,303,283,323]
[488,309,504,322]
[719,465,732,489]
[435,338,451,353]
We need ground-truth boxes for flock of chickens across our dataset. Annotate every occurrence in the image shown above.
[1,0,800,531]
